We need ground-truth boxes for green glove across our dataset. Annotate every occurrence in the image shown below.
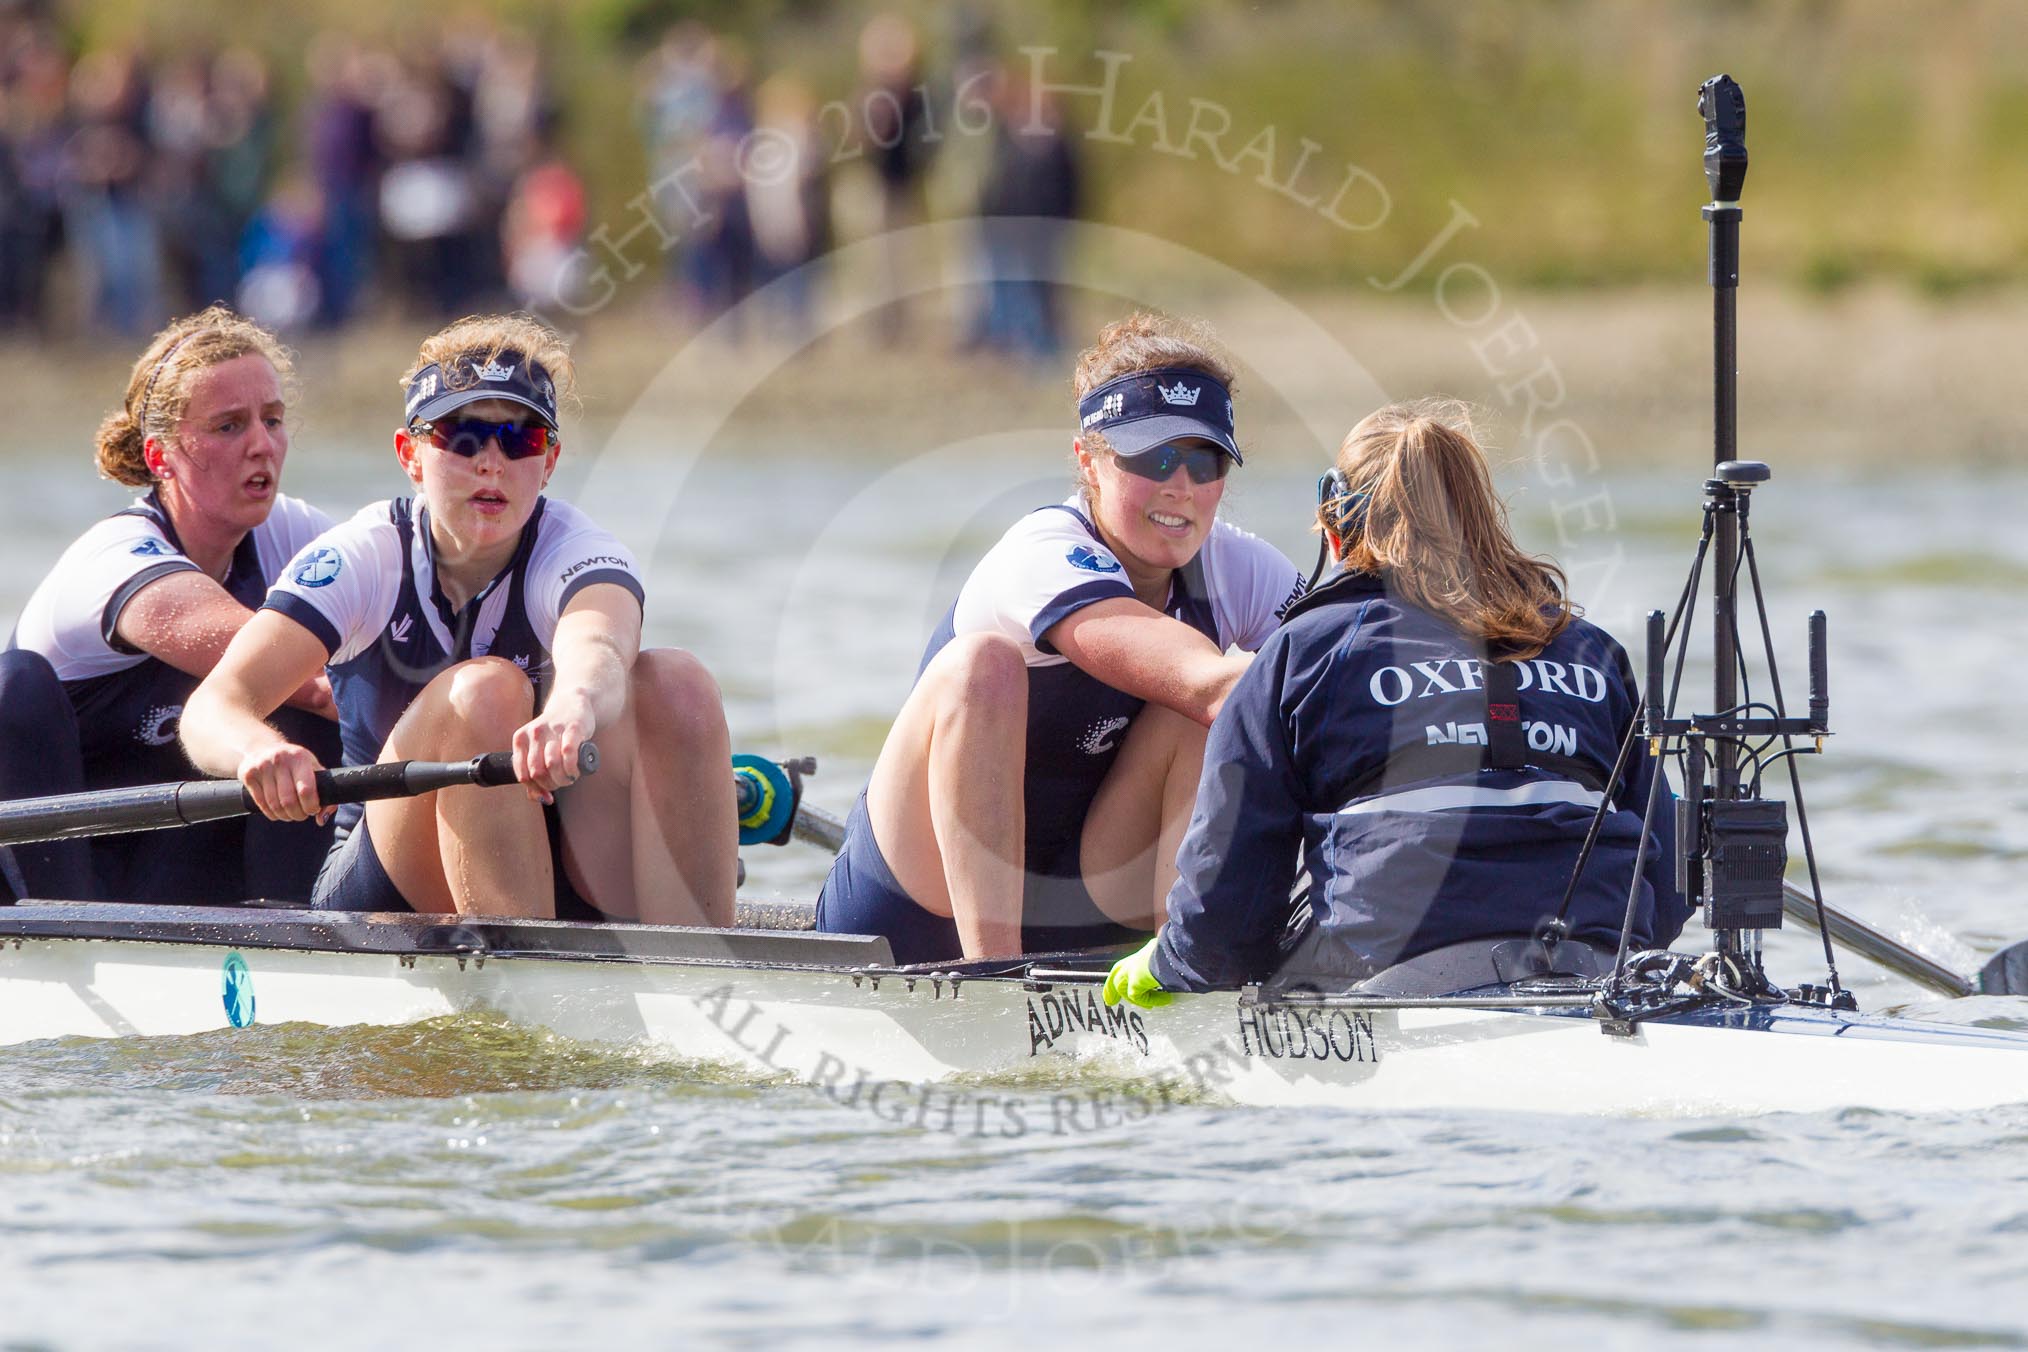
[1103,936,1174,1008]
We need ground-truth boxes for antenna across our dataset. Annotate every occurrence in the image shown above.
[1553,76,1848,1021]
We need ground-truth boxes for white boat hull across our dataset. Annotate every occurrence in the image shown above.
[2,905,2024,1118]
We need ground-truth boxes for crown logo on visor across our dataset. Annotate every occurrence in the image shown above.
[476,359,516,383]
[1157,381,1201,406]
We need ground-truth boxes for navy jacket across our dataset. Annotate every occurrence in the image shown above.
[1152,569,1690,991]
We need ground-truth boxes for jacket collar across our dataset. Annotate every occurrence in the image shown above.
[1280,566,1387,622]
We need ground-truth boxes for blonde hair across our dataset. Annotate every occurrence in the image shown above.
[1070,311,1236,493]
[1326,400,1573,659]
[95,305,295,487]
[398,313,579,420]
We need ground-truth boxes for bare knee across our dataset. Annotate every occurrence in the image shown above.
[630,648,727,749]
[443,657,535,737]
[923,632,1027,712]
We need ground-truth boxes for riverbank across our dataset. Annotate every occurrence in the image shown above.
[3,283,2018,471]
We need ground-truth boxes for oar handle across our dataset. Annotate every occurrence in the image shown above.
[176,743,600,823]
[0,745,599,848]
[307,742,597,804]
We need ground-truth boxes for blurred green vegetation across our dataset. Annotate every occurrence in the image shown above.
[59,0,2028,294]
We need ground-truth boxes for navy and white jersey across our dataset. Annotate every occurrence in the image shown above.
[261,496,643,833]
[1151,569,1691,992]
[924,499,1303,876]
[9,490,331,774]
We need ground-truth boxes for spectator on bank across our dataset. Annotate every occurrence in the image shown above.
[302,34,379,326]
[62,47,159,335]
[969,70,1080,360]
[0,19,71,328]
[677,40,756,330]
[237,173,323,332]
[374,49,484,316]
[857,13,937,343]
[502,128,586,312]
[206,48,278,295]
[638,22,721,312]
[148,53,247,312]
[745,73,830,338]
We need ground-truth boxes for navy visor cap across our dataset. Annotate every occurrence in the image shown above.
[404,352,560,430]
[1076,367,1241,465]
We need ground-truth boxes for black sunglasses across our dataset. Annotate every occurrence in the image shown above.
[1115,441,1232,485]
[412,416,554,461]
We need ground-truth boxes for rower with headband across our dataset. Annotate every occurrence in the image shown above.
[1,305,338,905]
[816,312,1306,964]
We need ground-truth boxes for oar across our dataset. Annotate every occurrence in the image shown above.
[1775,880,2013,998]
[0,745,599,849]
[1786,881,2028,997]
[789,800,845,852]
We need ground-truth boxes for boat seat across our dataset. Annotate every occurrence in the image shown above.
[1352,935,1617,997]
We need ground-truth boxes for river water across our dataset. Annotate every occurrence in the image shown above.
[2,439,2025,1349]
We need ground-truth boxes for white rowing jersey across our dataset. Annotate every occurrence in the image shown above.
[261,495,643,831]
[945,497,1303,668]
[11,489,331,684]
[919,497,1303,872]
[8,489,331,771]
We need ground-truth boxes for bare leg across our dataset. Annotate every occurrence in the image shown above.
[557,648,737,927]
[863,633,1029,958]
[1080,703,1209,931]
[365,657,553,918]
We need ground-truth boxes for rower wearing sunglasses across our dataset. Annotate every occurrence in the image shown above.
[181,316,738,925]
[816,313,1305,961]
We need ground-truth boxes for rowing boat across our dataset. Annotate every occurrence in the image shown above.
[0,900,2022,1119]
[3,76,2025,1123]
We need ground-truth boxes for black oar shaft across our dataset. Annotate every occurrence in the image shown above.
[0,749,563,849]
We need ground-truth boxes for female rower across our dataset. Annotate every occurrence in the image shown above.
[1106,401,1689,1006]
[180,315,737,924]
[1,306,337,904]
[817,313,1306,962]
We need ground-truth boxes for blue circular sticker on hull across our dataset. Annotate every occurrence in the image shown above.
[222,951,256,1028]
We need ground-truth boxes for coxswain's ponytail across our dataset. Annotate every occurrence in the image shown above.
[1324,400,1574,660]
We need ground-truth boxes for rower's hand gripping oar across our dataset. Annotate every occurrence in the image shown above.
[0,744,599,849]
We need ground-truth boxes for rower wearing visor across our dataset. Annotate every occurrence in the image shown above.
[1105,401,1691,1008]
[1,306,338,905]
[181,316,737,925]
[817,313,1305,962]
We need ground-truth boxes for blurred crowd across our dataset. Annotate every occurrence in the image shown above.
[629,12,1083,355]
[0,7,1082,354]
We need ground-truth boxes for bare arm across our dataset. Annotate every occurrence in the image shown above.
[181,608,335,821]
[1045,596,1252,727]
[117,571,335,719]
[514,583,642,796]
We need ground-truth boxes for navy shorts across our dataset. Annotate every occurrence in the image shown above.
[312,801,603,920]
[814,790,1141,965]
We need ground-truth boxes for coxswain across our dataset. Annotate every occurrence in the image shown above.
[818,313,1306,961]
[1106,401,1690,1007]
[1,305,338,903]
[180,315,737,924]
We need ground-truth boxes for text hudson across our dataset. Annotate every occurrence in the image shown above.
[1237,1005,1380,1063]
